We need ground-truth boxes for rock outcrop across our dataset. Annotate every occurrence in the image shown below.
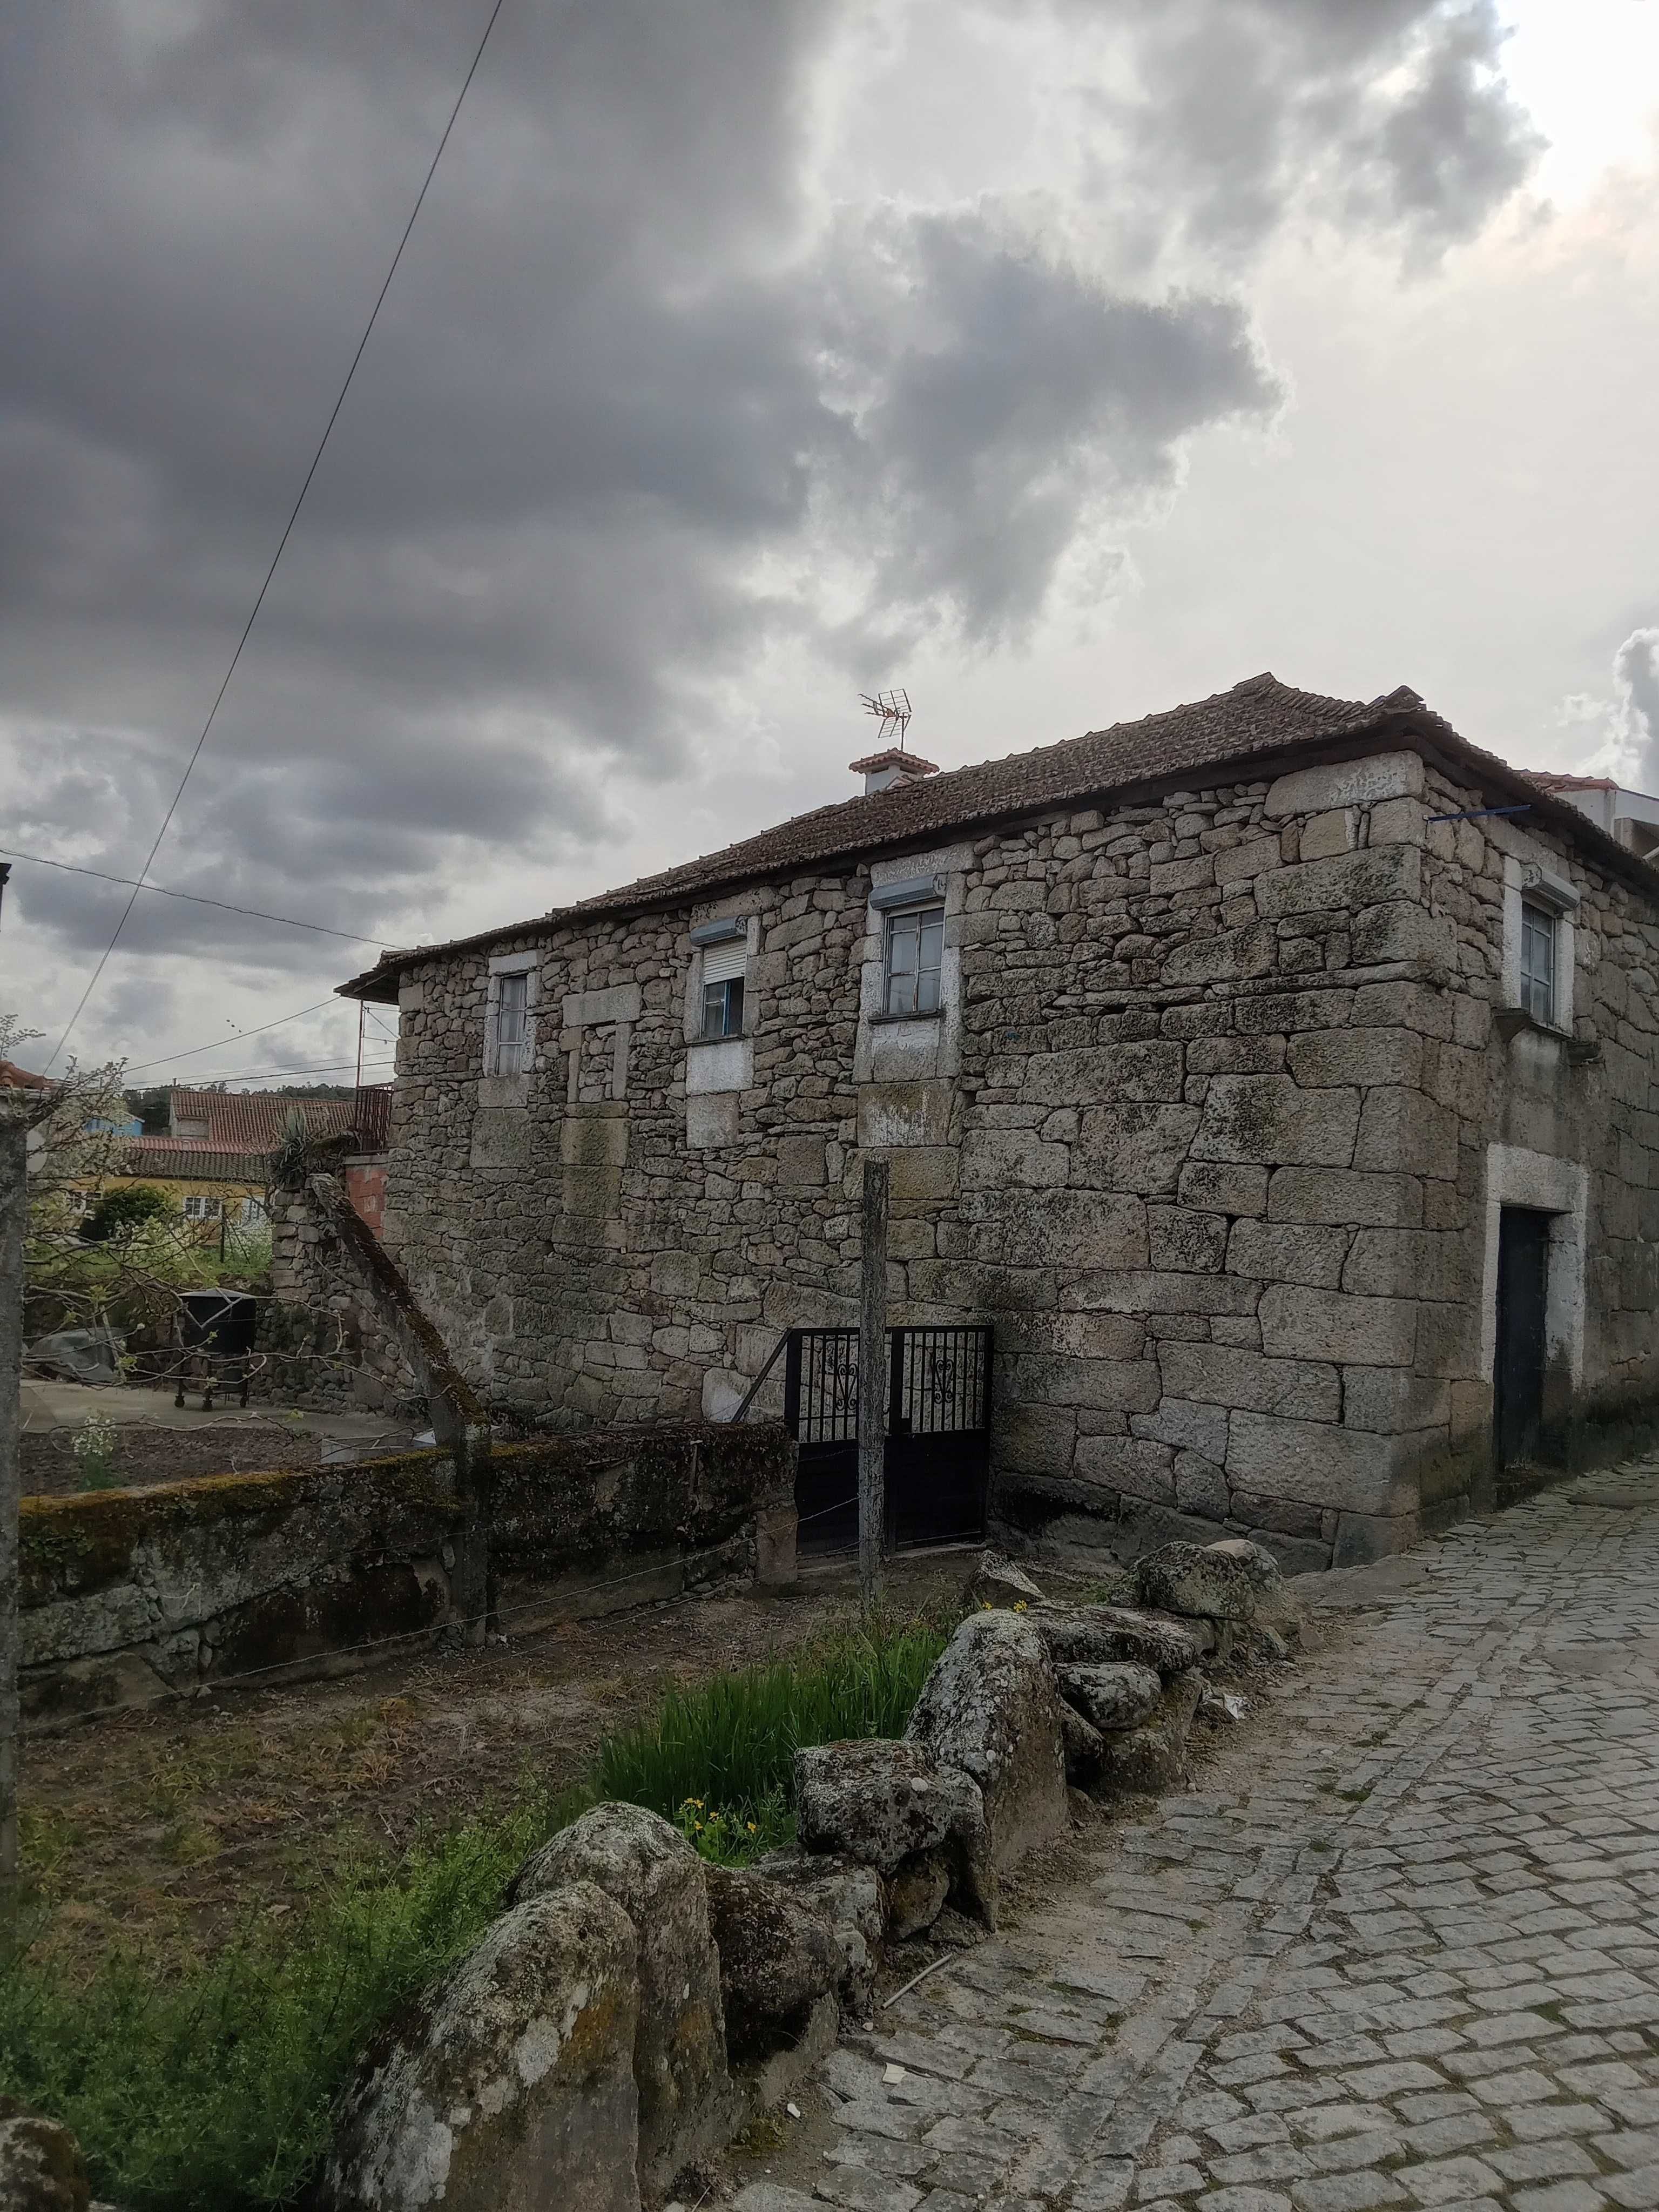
[323,1881,642,2212]
[1024,1602,1210,1677]
[509,1802,729,2186]
[754,1850,884,2017]
[793,1737,992,1926]
[963,1549,1045,1610]
[0,2100,95,2212]
[1134,1537,1286,1625]
[704,1867,841,2067]
[1055,1660,1161,1735]
[905,1612,1068,1876]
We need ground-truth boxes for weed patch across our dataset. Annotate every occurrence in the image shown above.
[0,1803,548,2211]
[563,1615,950,1857]
[0,1610,950,2209]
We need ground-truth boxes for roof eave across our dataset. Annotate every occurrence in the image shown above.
[338,700,1659,993]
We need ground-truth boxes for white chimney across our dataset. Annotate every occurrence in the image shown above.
[848,746,941,797]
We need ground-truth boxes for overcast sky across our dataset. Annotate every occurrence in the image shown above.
[4,0,1657,1087]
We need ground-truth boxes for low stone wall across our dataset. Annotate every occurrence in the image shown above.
[20,1422,797,1725]
[317,1536,1299,2211]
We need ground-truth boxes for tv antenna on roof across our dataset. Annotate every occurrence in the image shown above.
[859,688,912,751]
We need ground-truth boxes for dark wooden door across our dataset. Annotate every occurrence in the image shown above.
[1495,1207,1550,1468]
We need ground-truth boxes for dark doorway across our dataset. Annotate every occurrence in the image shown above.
[783,1325,993,1557]
[1495,1206,1551,1468]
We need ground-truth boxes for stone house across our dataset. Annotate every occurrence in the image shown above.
[338,674,1659,1570]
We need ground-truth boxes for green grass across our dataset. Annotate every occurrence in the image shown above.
[571,1615,950,1860]
[0,1803,548,2212]
[0,1611,952,2210]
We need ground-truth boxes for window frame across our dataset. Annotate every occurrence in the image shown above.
[485,954,538,1077]
[881,899,946,1020]
[495,969,530,1073]
[700,973,745,1041]
[1501,858,1577,1036]
[1518,900,1557,1026]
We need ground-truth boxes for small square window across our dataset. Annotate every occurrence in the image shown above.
[183,1195,220,1220]
[702,975,745,1040]
[884,902,944,1017]
[1519,901,1556,1025]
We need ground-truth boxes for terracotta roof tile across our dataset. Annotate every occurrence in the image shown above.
[339,672,1659,994]
[170,1091,365,1150]
[568,672,1394,919]
[121,1139,268,1181]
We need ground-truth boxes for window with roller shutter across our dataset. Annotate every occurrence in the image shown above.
[700,936,746,1040]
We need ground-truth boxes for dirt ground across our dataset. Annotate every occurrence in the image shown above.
[20,1419,339,1499]
[19,1551,973,1979]
[19,1380,422,1499]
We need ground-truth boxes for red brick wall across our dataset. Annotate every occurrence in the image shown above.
[343,1158,386,1235]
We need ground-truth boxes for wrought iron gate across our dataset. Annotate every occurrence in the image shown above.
[782,1325,993,1556]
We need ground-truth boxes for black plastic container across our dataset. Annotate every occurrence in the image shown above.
[179,1290,259,1357]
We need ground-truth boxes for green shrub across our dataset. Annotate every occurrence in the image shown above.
[78,1184,176,1244]
[0,1802,547,2211]
[0,1613,951,2208]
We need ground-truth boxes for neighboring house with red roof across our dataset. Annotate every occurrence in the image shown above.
[337,673,1659,1572]
[92,1087,393,1239]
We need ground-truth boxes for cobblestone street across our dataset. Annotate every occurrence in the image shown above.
[737,1471,1659,2212]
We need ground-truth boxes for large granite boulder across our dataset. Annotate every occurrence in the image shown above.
[1058,1699,1105,1788]
[794,1738,987,1881]
[1056,1661,1161,1735]
[887,1850,952,1941]
[1091,1673,1204,1800]
[323,1882,641,2212]
[1024,1602,1209,1677]
[1134,1538,1284,1624]
[1095,1724,1188,1796]
[704,1867,841,2067]
[754,1851,884,2017]
[509,1803,728,2186]
[904,1612,1068,1876]
[0,2100,92,2210]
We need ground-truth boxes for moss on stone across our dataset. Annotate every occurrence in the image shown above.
[20,1452,459,1600]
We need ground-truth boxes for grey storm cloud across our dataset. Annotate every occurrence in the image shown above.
[1064,0,1540,267]
[0,0,1542,992]
[1616,630,1659,789]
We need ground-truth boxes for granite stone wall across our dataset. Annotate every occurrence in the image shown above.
[21,1424,797,1724]
[369,741,1659,1570]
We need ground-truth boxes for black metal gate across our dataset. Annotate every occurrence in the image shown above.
[783,1325,993,1557]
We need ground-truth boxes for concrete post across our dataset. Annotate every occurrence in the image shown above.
[859,1155,889,1610]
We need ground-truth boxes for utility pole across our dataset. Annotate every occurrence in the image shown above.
[858,1155,889,1611]
[0,1114,24,1903]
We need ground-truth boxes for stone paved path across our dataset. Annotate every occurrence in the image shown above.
[736,1466,1659,2212]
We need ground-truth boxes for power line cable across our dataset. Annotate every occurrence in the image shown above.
[123,999,349,1076]
[129,1056,396,1087]
[43,0,509,1073]
[0,847,386,947]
